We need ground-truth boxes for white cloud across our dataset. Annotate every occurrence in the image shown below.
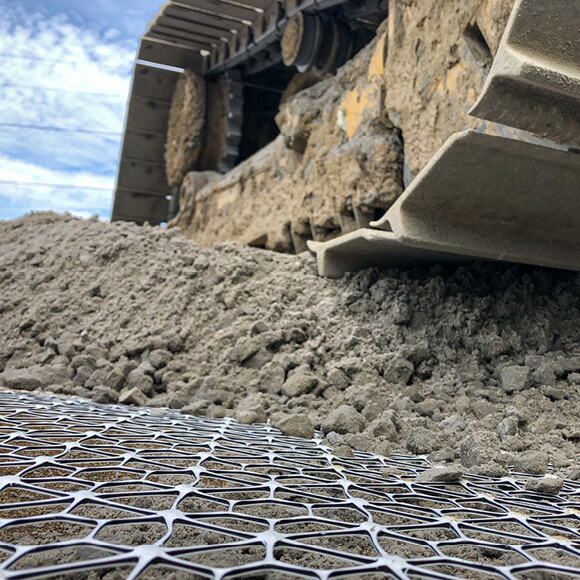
[68,210,104,220]
[0,4,137,220]
[0,156,114,190]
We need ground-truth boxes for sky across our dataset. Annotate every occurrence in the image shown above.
[0,0,161,221]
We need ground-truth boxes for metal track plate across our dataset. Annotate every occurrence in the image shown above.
[307,229,467,278]
[371,130,580,271]
[112,64,180,225]
[469,0,580,147]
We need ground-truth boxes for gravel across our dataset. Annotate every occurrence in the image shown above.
[2,212,580,477]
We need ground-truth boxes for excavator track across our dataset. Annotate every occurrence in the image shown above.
[307,0,580,276]
[114,0,580,275]
[220,72,244,173]
[112,0,388,225]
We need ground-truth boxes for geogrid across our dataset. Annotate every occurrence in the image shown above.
[0,390,579,579]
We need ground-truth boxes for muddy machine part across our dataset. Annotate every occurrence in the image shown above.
[309,0,580,277]
[281,11,353,75]
[370,131,580,270]
[111,64,180,225]
[308,229,468,279]
[470,0,580,148]
[111,0,387,224]
[219,72,245,173]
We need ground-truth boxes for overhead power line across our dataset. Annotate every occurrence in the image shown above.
[0,83,126,98]
[0,180,112,191]
[0,122,122,137]
[0,52,132,71]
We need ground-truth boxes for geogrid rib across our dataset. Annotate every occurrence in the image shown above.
[0,391,579,579]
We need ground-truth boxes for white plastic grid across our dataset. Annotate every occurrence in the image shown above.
[0,390,579,579]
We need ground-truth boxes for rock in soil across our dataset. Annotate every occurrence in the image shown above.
[513,451,549,475]
[525,476,564,495]
[415,465,465,483]
[322,405,366,435]
[459,432,505,469]
[273,413,315,439]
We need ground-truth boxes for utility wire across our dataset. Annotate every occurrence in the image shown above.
[0,180,112,191]
[0,52,132,71]
[0,83,126,98]
[0,122,122,137]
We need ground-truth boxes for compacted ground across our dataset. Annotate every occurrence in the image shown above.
[2,212,580,480]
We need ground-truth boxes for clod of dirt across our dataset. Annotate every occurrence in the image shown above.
[342,433,372,452]
[406,428,441,455]
[118,387,147,406]
[525,476,564,495]
[273,413,315,439]
[332,445,354,458]
[236,406,267,425]
[364,412,398,441]
[321,405,366,435]
[415,465,464,483]
[459,432,505,469]
[499,365,532,393]
[91,386,119,405]
[513,451,549,475]
[165,70,206,187]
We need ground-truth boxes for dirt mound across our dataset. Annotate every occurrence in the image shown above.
[1,212,580,477]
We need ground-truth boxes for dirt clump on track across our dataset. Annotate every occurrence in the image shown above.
[2,212,580,477]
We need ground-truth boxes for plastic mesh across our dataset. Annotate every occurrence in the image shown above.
[0,389,580,579]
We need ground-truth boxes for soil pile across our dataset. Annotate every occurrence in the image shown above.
[2,212,580,479]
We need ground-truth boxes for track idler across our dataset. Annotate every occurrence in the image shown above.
[281,11,352,76]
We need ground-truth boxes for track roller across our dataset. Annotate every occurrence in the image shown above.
[282,11,353,75]
[313,16,353,76]
[281,12,323,72]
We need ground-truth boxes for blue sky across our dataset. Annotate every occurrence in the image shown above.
[0,0,161,221]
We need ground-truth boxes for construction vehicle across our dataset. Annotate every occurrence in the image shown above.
[111,0,389,225]
[112,0,580,275]
[309,0,580,276]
